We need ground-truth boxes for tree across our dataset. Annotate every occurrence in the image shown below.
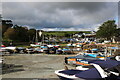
[0,23,2,44]
[4,28,16,40]
[13,25,28,42]
[2,20,13,36]
[27,28,36,42]
[114,28,120,37]
[96,20,117,40]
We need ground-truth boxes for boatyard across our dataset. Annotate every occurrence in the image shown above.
[1,31,120,79]
[1,26,120,79]
[1,42,120,79]
[1,1,120,80]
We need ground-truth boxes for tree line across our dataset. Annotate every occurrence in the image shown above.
[2,20,87,42]
[96,20,120,41]
[2,20,36,42]
[2,19,120,43]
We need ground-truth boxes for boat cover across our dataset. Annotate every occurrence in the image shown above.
[88,60,120,68]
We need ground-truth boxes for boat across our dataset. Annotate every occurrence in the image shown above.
[64,54,106,66]
[64,46,113,66]
[1,46,16,54]
[55,60,120,80]
[84,53,105,59]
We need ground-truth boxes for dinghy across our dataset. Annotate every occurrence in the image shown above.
[55,60,120,80]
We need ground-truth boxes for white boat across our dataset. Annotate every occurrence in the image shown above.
[5,46,16,50]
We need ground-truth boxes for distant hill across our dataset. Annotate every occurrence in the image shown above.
[43,31,91,37]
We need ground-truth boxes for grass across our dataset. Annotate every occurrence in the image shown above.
[43,31,91,37]
[16,45,30,48]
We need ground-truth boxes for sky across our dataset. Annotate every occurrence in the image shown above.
[2,2,119,31]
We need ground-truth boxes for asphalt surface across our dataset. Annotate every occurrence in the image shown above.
[2,54,75,79]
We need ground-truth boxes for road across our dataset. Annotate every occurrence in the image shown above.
[2,54,75,79]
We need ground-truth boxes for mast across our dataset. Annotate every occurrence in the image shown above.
[43,34,44,45]
[104,46,107,61]
[38,30,43,45]
[35,30,38,43]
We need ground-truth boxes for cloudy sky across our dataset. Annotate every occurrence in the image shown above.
[2,2,118,31]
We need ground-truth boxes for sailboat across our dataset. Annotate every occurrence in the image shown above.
[30,30,42,47]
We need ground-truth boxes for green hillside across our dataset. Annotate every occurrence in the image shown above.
[43,31,91,37]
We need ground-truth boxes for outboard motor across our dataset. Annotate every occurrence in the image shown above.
[64,57,68,64]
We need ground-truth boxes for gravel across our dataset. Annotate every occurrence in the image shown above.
[2,54,75,79]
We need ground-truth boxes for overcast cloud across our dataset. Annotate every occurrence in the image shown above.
[2,2,118,31]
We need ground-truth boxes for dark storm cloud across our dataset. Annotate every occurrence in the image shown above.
[2,2,118,31]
